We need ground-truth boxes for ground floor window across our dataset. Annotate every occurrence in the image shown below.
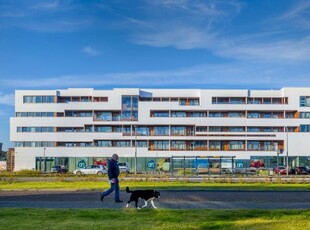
[35,155,310,173]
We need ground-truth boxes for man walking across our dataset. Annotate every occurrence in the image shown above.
[100,153,123,203]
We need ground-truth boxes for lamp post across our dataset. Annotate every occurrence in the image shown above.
[156,150,158,174]
[134,126,137,175]
[43,147,46,173]
[277,149,283,177]
[286,127,289,176]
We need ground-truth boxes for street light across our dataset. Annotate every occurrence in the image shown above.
[277,148,283,177]
[286,126,289,176]
[134,126,137,175]
[43,147,46,173]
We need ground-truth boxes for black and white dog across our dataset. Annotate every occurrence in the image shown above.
[125,186,160,209]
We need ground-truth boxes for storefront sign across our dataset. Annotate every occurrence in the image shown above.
[147,160,156,169]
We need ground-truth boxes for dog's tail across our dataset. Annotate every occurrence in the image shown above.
[126,186,132,193]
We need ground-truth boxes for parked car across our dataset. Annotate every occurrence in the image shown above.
[273,166,287,175]
[51,165,68,174]
[290,166,308,175]
[73,165,107,175]
[118,162,130,173]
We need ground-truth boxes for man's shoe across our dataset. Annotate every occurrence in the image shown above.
[100,194,104,202]
[115,200,123,203]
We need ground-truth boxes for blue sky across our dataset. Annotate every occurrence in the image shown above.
[1,0,310,150]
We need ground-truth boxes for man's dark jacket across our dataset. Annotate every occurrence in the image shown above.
[107,159,120,180]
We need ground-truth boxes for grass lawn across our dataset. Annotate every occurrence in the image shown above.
[1,180,310,190]
[0,208,309,230]
[1,174,309,229]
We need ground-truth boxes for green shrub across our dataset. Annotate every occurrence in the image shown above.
[14,170,42,176]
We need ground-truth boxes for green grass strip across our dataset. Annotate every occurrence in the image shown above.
[0,208,309,230]
[0,180,310,190]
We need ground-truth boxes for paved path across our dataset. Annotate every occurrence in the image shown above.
[1,190,310,209]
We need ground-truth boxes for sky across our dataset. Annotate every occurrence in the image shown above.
[1,0,310,150]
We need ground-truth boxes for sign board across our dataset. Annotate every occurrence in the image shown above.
[147,160,156,169]
[235,160,244,168]
[221,159,232,168]
[77,159,87,168]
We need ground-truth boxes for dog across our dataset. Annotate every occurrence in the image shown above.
[125,186,160,209]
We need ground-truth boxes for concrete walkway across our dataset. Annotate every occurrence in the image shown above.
[1,190,310,209]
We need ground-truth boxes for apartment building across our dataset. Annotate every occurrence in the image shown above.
[10,88,310,172]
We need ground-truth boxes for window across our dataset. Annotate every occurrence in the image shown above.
[230,97,245,104]
[95,126,112,132]
[209,141,221,150]
[228,112,244,118]
[229,127,244,132]
[95,112,112,121]
[135,127,149,136]
[23,96,35,103]
[132,96,138,110]
[15,142,23,147]
[263,98,271,104]
[248,127,260,132]
[171,141,186,150]
[171,126,187,136]
[151,111,169,117]
[196,126,207,132]
[229,141,244,150]
[300,112,310,118]
[179,98,199,106]
[23,96,54,103]
[212,97,228,104]
[93,97,108,102]
[191,111,206,117]
[137,141,147,147]
[97,141,112,147]
[300,96,310,107]
[209,112,224,117]
[81,97,90,102]
[248,112,260,118]
[171,111,186,117]
[116,141,131,147]
[153,141,169,150]
[263,141,273,151]
[248,98,262,104]
[209,127,221,132]
[122,96,132,110]
[247,141,260,150]
[300,125,310,132]
[263,113,271,118]
[154,126,169,135]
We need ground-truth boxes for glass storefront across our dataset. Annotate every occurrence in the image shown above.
[35,156,310,173]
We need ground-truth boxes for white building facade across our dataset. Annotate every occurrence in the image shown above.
[10,88,310,172]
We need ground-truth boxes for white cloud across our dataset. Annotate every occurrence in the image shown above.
[124,1,310,64]
[0,12,26,18]
[30,1,61,10]
[23,19,92,33]
[279,1,310,22]
[0,0,92,32]
[1,63,310,90]
[82,46,101,56]
[127,0,242,49]
[0,93,14,106]
[215,36,310,62]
